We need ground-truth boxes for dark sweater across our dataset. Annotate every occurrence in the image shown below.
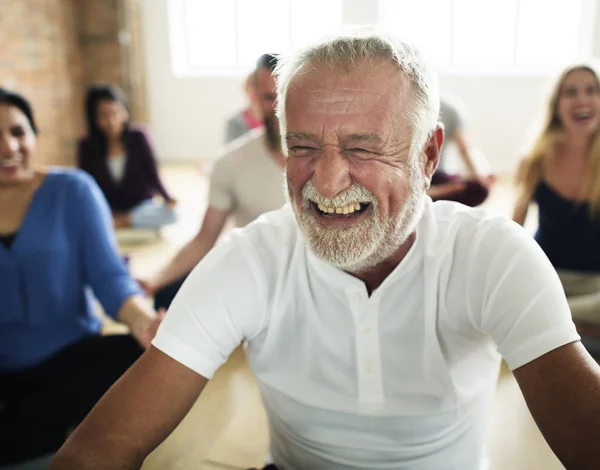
[534,180,600,272]
[77,124,172,213]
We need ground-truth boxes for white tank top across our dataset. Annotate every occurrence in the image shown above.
[107,154,126,182]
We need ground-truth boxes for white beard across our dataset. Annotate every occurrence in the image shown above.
[287,163,425,273]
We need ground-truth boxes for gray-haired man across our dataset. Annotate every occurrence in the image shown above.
[51,30,600,470]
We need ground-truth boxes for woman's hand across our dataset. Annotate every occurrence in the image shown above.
[117,296,165,349]
[137,278,159,296]
[131,308,166,349]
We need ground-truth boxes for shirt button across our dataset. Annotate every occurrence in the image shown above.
[361,325,372,335]
[352,293,361,302]
[364,362,374,374]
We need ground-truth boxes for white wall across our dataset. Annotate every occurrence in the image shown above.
[141,0,246,162]
[140,0,599,175]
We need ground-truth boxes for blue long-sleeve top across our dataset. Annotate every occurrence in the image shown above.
[0,168,142,372]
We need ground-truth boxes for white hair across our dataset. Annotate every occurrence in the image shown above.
[274,28,440,158]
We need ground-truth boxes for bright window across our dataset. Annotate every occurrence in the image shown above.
[169,0,343,76]
[378,0,595,71]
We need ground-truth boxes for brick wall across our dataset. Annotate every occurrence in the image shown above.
[0,0,147,166]
[80,0,123,86]
[0,0,84,165]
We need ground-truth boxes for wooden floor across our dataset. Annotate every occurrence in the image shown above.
[109,165,562,470]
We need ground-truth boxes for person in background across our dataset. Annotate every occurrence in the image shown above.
[428,97,494,206]
[140,53,285,311]
[225,71,265,143]
[52,32,600,470]
[513,63,600,345]
[78,84,177,230]
[0,88,162,466]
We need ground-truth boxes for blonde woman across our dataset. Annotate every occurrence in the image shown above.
[513,64,600,339]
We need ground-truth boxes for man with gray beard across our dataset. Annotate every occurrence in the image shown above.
[52,31,600,470]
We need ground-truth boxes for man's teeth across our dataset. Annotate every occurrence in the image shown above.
[317,202,362,214]
[574,111,592,119]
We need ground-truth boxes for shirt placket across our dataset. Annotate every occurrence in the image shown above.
[349,290,383,404]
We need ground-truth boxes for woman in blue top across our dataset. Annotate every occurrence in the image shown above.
[0,88,163,466]
[513,64,600,341]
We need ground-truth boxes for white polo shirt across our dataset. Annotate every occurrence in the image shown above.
[153,199,579,470]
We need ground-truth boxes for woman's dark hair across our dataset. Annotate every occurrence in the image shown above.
[84,84,130,138]
[0,88,38,134]
[84,84,130,158]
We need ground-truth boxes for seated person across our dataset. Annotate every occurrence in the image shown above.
[0,89,162,466]
[141,53,285,310]
[428,97,494,206]
[78,84,177,230]
[225,70,265,143]
[52,32,600,470]
[514,63,600,343]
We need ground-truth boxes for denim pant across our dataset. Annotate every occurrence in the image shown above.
[130,199,178,229]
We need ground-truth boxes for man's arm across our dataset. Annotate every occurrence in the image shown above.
[453,131,480,178]
[145,206,229,294]
[453,131,494,186]
[513,342,600,469]
[50,347,207,470]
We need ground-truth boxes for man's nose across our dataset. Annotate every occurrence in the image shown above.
[311,148,352,199]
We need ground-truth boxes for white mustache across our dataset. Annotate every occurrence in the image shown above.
[301,181,377,208]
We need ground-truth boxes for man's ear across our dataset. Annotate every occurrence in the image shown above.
[423,125,444,185]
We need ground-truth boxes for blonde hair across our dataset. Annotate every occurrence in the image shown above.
[516,63,600,216]
[274,28,439,158]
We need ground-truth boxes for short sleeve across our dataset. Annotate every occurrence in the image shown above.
[207,155,236,213]
[152,231,267,378]
[460,218,580,370]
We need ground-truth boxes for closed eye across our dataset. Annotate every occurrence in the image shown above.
[289,146,319,157]
[346,148,374,156]
[10,126,25,137]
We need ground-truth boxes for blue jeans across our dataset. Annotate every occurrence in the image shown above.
[130,199,178,229]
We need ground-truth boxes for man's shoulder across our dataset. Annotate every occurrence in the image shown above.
[227,204,299,261]
[429,201,525,252]
[211,130,268,180]
[237,204,297,242]
[219,128,266,161]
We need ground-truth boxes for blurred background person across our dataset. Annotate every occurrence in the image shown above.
[78,84,177,230]
[0,88,162,467]
[513,64,600,349]
[429,96,495,206]
[225,71,265,143]
[140,53,285,311]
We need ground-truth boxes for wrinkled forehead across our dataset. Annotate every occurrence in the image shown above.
[284,61,414,136]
